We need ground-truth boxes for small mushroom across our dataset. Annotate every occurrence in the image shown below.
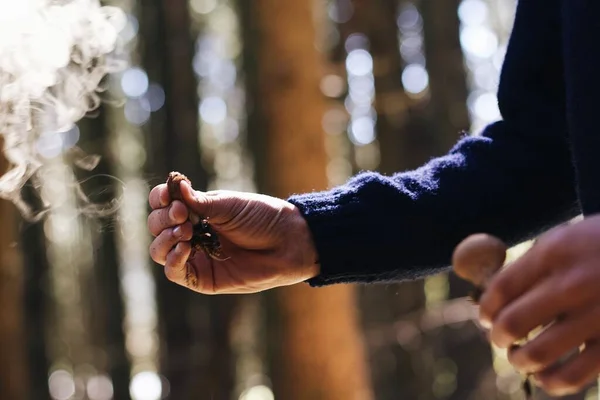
[452,233,533,399]
[452,233,507,290]
[166,171,227,261]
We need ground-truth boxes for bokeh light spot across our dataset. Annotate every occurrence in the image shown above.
[190,0,218,15]
[36,131,64,159]
[344,33,369,52]
[460,26,498,58]
[121,67,149,98]
[320,74,346,98]
[397,3,422,32]
[49,370,76,400]
[144,83,166,112]
[239,385,275,400]
[125,98,151,126]
[120,14,139,43]
[346,49,373,77]
[200,96,227,125]
[130,372,162,400]
[402,64,429,94]
[328,0,353,24]
[470,92,501,122]
[87,375,114,400]
[60,124,80,150]
[458,0,488,26]
[349,116,376,146]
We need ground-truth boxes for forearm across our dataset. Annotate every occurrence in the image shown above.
[289,119,579,286]
[561,0,600,215]
[289,0,578,287]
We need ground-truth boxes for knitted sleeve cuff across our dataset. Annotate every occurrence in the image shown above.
[287,172,419,287]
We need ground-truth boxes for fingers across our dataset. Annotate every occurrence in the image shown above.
[180,180,240,225]
[478,226,576,328]
[478,257,548,328]
[147,201,190,237]
[163,249,218,294]
[161,247,285,295]
[484,263,600,348]
[487,271,588,348]
[533,341,600,397]
[149,223,193,265]
[149,184,170,209]
[508,304,600,373]
[163,242,193,283]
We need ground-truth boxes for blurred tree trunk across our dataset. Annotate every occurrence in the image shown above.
[420,0,470,155]
[241,1,373,399]
[330,0,477,398]
[336,1,435,398]
[139,1,235,399]
[0,154,28,399]
[419,0,473,300]
[419,2,493,399]
[77,108,131,400]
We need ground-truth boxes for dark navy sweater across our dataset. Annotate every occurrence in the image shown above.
[288,0,600,287]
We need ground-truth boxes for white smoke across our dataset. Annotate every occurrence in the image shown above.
[0,0,126,220]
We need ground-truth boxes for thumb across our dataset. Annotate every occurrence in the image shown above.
[180,180,231,225]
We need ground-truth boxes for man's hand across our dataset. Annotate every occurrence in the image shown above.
[479,216,600,397]
[147,180,320,294]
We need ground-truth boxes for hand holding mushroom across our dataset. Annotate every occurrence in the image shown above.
[147,175,320,294]
[453,217,600,397]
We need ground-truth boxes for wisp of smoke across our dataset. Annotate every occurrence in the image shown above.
[0,0,126,221]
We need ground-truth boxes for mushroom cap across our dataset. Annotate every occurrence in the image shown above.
[167,171,191,202]
[452,233,507,288]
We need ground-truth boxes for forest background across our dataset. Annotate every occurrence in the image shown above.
[1,1,593,399]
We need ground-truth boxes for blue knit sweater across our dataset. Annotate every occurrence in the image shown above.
[288,0,599,287]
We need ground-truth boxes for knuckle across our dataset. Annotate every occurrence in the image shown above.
[149,245,162,265]
[518,346,549,372]
[159,208,170,226]
[201,195,215,218]
[147,214,160,236]
[490,281,510,304]
[540,228,572,262]
[479,282,508,317]
[494,314,524,344]
[557,268,588,295]
[164,266,180,282]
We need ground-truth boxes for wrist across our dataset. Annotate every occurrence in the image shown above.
[288,203,320,280]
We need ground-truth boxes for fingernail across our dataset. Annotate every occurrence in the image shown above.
[173,226,182,237]
[161,191,170,207]
[174,242,183,254]
[479,317,492,330]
